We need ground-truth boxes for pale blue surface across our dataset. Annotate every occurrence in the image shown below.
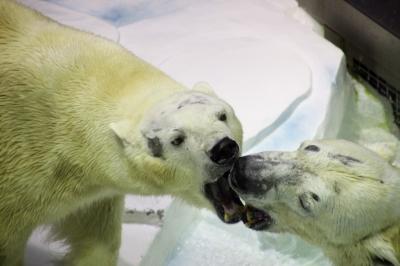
[45,0,190,26]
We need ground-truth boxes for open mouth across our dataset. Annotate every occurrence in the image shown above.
[204,171,244,223]
[241,205,273,231]
[204,172,273,229]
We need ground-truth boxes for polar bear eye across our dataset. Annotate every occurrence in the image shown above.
[171,135,185,146]
[311,193,320,201]
[304,145,320,152]
[218,113,227,122]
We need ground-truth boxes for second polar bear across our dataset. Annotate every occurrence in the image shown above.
[0,1,243,265]
[231,82,400,266]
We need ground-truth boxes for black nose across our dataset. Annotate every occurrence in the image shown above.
[229,156,251,191]
[229,156,271,195]
[209,137,239,165]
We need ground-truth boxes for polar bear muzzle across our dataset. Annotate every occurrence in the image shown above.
[228,154,285,230]
[229,155,277,196]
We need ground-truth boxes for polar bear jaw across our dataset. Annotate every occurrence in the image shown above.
[230,139,400,265]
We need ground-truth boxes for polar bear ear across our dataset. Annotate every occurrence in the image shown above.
[192,82,217,96]
[110,120,134,147]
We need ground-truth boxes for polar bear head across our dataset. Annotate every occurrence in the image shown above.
[111,83,244,223]
[230,139,400,265]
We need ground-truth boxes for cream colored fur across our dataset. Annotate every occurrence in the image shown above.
[0,1,242,265]
[237,81,400,266]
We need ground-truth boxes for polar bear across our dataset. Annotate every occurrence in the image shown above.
[230,139,400,266]
[0,1,243,265]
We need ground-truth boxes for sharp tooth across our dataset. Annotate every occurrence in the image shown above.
[224,213,230,222]
[246,210,252,222]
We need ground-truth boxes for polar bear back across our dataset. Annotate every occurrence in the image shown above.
[0,0,185,202]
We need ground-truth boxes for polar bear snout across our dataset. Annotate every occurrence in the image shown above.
[229,155,274,196]
[208,137,239,165]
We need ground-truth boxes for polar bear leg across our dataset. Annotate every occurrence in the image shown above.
[54,196,124,266]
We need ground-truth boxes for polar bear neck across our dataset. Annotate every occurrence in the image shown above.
[324,226,400,266]
[321,165,400,266]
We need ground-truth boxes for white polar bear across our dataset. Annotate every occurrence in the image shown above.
[232,139,400,266]
[0,1,243,265]
[231,81,400,266]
